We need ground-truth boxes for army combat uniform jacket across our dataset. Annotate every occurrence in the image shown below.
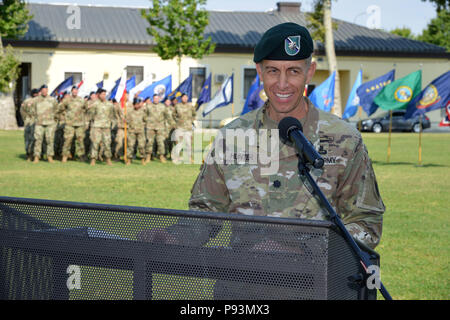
[188,98,385,249]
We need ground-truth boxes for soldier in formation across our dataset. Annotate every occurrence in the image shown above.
[173,93,197,162]
[20,88,39,162]
[59,86,88,162]
[88,88,115,166]
[113,92,132,160]
[126,97,147,165]
[31,85,58,163]
[144,94,175,164]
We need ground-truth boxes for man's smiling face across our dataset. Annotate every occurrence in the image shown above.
[256,58,316,118]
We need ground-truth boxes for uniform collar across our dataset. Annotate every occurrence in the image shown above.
[254,97,320,160]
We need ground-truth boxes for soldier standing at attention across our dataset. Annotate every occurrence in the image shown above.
[113,92,132,160]
[144,94,174,164]
[54,92,69,160]
[20,88,39,162]
[59,86,87,162]
[173,93,196,163]
[31,85,58,163]
[164,97,176,160]
[126,97,147,165]
[88,88,115,166]
[84,91,97,157]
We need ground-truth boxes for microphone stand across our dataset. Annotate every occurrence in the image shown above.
[296,155,393,300]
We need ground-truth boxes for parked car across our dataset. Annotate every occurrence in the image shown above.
[356,110,431,133]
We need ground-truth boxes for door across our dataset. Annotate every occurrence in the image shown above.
[14,63,32,127]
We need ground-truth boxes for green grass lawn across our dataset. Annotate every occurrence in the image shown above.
[0,129,449,300]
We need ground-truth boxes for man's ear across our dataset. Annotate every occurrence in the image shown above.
[306,61,317,85]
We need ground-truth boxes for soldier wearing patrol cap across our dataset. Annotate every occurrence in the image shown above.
[138,22,385,299]
[20,88,39,161]
[59,86,88,162]
[31,84,59,163]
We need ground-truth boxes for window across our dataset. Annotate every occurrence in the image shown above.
[64,72,82,85]
[243,68,257,99]
[126,66,144,85]
[190,67,206,99]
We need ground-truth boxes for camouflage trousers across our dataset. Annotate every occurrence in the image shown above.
[114,128,125,158]
[24,123,35,157]
[63,125,86,157]
[54,123,65,159]
[90,127,112,160]
[146,128,166,156]
[127,130,146,159]
[33,124,56,158]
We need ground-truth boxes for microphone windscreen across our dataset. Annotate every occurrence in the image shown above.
[278,117,303,141]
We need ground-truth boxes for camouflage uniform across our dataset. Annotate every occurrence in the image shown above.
[145,102,175,157]
[89,100,115,160]
[126,106,147,160]
[114,101,131,159]
[84,99,96,158]
[32,95,58,159]
[20,96,36,159]
[59,96,87,159]
[173,102,196,159]
[189,98,385,250]
[54,99,66,159]
[164,104,177,158]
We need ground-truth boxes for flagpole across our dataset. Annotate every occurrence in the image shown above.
[231,69,235,117]
[124,101,127,164]
[418,114,423,166]
[417,63,423,167]
[387,110,392,163]
[386,63,397,164]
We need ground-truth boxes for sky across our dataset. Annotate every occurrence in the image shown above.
[27,0,438,36]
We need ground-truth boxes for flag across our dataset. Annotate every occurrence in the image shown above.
[138,75,172,101]
[96,80,104,89]
[129,76,154,102]
[108,77,121,100]
[374,70,422,111]
[126,75,136,93]
[75,80,84,90]
[51,76,74,97]
[357,69,395,116]
[196,73,212,110]
[241,74,266,115]
[439,101,450,127]
[167,74,193,103]
[404,71,450,120]
[202,74,234,117]
[114,69,128,106]
[109,74,136,101]
[342,69,363,119]
[309,71,336,112]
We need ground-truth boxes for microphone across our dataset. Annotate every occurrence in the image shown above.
[278,117,324,169]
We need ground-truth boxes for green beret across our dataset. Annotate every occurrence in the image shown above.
[253,22,314,63]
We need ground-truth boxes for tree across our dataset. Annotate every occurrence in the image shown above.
[389,27,417,40]
[307,0,343,117]
[0,0,33,129]
[417,9,450,51]
[141,0,215,85]
[421,0,449,12]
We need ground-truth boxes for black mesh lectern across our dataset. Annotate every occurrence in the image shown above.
[0,197,379,300]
